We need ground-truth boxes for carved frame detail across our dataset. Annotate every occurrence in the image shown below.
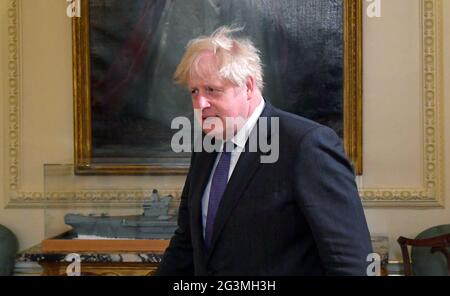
[3,0,444,207]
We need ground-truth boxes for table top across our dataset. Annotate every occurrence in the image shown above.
[16,244,164,264]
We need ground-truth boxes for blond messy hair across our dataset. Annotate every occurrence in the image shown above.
[174,26,264,90]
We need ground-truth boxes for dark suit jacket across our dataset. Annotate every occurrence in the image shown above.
[156,102,372,276]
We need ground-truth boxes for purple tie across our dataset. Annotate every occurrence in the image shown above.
[204,149,231,249]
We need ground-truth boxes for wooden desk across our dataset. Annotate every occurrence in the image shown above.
[17,244,164,276]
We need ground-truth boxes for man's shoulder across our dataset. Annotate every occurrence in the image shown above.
[265,104,330,138]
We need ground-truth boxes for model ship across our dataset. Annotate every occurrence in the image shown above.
[64,189,177,239]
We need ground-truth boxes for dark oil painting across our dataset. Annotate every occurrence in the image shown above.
[86,0,344,170]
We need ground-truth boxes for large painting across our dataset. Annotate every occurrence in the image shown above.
[73,0,362,175]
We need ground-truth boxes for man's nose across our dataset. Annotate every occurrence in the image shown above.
[193,94,210,109]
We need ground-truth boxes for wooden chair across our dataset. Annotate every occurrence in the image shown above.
[397,233,450,276]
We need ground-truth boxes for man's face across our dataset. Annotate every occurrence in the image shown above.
[187,53,250,139]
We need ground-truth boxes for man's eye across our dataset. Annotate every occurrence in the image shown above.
[206,87,215,93]
[191,89,198,95]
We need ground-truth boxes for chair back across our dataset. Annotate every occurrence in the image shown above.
[0,224,18,276]
[397,224,450,276]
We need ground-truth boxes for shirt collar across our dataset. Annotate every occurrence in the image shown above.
[230,99,265,149]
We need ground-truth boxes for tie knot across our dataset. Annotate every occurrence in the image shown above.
[222,141,236,153]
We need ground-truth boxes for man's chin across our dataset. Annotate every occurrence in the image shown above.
[203,129,224,139]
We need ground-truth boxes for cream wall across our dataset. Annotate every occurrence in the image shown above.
[0,0,448,261]
[363,0,450,259]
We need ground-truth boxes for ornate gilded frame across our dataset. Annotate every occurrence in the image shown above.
[4,0,443,207]
[72,0,364,175]
[344,0,363,175]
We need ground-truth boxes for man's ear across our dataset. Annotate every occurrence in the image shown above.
[245,76,255,99]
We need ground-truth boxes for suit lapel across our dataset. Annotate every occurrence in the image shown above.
[190,148,217,252]
[206,102,275,260]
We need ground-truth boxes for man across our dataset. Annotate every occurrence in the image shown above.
[156,27,372,276]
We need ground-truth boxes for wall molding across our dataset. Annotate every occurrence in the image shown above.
[360,0,444,207]
[3,0,444,208]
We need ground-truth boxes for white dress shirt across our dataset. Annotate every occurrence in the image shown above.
[201,99,266,237]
